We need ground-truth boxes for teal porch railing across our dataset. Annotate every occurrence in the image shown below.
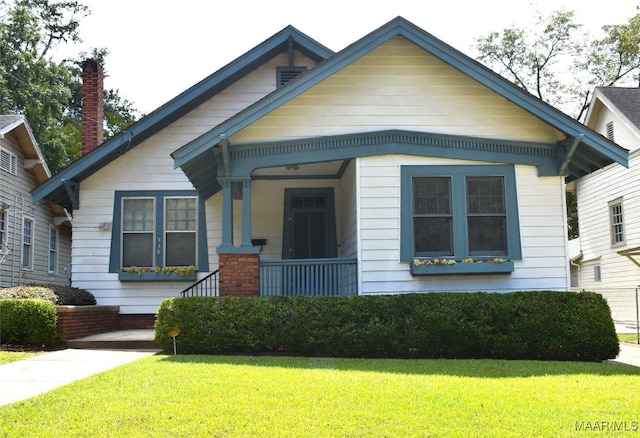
[259,258,357,297]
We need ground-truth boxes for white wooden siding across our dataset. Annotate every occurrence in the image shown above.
[231,37,564,145]
[356,155,570,294]
[70,51,319,313]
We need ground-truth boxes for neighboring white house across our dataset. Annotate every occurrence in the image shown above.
[571,87,640,322]
[32,18,628,327]
[0,115,72,288]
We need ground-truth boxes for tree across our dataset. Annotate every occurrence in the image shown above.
[475,9,640,121]
[0,0,137,173]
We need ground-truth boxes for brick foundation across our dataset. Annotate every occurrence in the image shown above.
[219,252,260,296]
[56,305,119,340]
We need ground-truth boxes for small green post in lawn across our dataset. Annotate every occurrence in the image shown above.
[168,326,180,355]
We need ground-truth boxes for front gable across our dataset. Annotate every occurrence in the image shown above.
[173,17,628,199]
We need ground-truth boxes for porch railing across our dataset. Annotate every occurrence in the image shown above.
[259,258,357,297]
[180,269,219,297]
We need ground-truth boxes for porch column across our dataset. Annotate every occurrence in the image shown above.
[219,180,233,248]
[240,179,253,248]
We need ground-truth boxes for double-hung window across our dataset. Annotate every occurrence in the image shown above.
[110,191,207,280]
[48,226,58,273]
[609,199,624,246]
[401,165,521,274]
[0,210,6,252]
[22,216,34,270]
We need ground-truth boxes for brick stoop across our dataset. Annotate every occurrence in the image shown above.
[66,330,160,351]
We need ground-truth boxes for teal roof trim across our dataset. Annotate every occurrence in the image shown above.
[31,26,333,210]
[173,16,628,182]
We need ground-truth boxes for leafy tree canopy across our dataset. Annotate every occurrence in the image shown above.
[0,0,137,174]
[475,9,640,121]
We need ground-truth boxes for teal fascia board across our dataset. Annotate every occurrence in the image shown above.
[31,25,333,211]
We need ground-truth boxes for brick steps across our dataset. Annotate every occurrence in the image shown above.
[66,330,160,351]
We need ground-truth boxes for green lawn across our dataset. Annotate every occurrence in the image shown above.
[619,333,640,344]
[1,355,639,437]
[0,351,44,365]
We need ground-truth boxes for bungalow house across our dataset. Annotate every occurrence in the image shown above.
[1,115,72,288]
[32,17,627,328]
[571,87,640,322]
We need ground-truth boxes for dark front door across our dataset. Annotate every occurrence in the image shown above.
[283,188,337,259]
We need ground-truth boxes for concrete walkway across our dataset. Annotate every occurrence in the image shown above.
[0,349,157,406]
[1,342,639,407]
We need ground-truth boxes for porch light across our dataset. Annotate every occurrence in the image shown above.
[285,165,299,171]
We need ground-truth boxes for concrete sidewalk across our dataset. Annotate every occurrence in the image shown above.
[0,349,157,406]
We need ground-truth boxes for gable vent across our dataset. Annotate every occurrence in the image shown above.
[606,121,615,141]
[0,148,17,175]
[277,66,307,86]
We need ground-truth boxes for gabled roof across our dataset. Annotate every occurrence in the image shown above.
[586,87,640,132]
[0,115,51,183]
[32,25,334,210]
[172,16,628,194]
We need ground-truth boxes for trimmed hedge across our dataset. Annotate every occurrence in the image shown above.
[0,284,96,306]
[0,299,61,346]
[155,291,619,361]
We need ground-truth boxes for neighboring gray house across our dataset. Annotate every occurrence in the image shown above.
[32,18,627,328]
[0,115,72,288]
[571,87,640,322]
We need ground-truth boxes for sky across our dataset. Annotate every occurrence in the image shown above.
[55,0,638,114]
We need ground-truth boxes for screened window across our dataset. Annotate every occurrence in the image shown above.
[110,191,205,274]
[49,226,58,273]
[165,197,197,267]
[22,216,33,269]
[122,197,155,267]
[609,200,624,246]
[401,165,521,264]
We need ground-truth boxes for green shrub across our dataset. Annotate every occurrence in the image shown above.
[155,291,619,361]
[0,285,57,303]
[0,299,61,346]
[46,285,96,306]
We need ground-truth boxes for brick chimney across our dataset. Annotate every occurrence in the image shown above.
[81,59,104,155]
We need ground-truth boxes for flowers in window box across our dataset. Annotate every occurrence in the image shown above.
[120,265,196,276]
[413,257,507,266]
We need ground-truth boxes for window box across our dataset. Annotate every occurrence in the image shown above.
[410,259,514,276]
[118,270,197,282]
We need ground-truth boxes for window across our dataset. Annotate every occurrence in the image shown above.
[594,265,602,282]
[109,191,208,279]
[48,226,58,273]
[0,210,6,252]
[22,216,34,270]
[1,147,17,176]
[401,165,521,274]
[609,199,624,246]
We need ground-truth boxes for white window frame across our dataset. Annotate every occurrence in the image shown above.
[48,225,58,274]
[164,196,198,268]
[594,265,602,282]
[0,210,7,252]
[121,196,156,268]
[609,198,624,246]
[22,215,34,270]
[0,147,18,176]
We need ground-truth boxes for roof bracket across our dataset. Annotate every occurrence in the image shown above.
[62,179,80,210]
[220,134,231,177]
[558,134,584,176]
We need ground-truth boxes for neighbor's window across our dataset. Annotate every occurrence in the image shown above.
[48,226,58,274]
[22,216,34,270]
[594,265,602,282]
[0,210,6,251]
[401,165,521,262]
[112,192,199,268]
[609,199,624,246]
